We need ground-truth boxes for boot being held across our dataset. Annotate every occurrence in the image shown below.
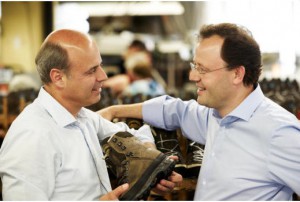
[101,131,176,200]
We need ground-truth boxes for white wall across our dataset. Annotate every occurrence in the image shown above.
[0,2,44,73]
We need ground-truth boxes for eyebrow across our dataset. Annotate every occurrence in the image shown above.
[84,64,101,74]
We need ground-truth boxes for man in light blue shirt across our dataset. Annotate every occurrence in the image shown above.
[0,29,181,200]
[98,23,300,200]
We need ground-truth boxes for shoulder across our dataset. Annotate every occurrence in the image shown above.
[262,98,299,124]
[254,98,300,135]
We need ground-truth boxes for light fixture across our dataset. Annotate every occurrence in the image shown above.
[77,1,184,16]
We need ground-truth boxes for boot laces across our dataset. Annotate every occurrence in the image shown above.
[102,147,111,160]
[156,134,180,156]
[152,128,180,156]
[102,152,109,160]
[190,141,204,162]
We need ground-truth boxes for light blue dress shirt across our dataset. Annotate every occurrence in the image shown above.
[0,87,154,200]
[143,85,300,200]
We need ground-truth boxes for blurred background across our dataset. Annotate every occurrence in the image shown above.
[0,0,299,129]
[0,1,299,126]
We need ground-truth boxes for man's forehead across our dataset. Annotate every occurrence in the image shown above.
[44,29,93,47]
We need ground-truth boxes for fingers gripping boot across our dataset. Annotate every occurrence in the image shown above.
[104,132,176,201]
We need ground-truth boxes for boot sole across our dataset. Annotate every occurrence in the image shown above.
[120,153,176,200]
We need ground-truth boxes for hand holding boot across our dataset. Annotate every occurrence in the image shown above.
[152,156,183,195]
[99,183,129,201]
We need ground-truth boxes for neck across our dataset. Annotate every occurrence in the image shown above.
[218,85,254,117]
[44,85,80,118]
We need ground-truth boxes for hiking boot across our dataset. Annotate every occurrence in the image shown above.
[101,137,119,189]
[101,132,176,201]
[151,127,186,177]
[186,140,205,178]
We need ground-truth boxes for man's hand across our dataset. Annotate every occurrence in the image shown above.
[152,156,183,195]
[152,171,183,195]
[99,183,129,201]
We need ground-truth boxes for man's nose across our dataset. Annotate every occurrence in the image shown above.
[96,67,108,81]
[189,69,201,81]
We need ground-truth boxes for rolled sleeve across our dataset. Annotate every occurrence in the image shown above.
[143,95,169,128]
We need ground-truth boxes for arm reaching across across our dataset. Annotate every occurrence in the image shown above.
[98,103,143,121]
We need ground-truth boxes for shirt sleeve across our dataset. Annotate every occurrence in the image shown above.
[268,122,300,195]
[142,95,209,143]
[97,115,154,143]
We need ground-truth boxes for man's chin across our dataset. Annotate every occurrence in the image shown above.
[89,95,101,105]
[197,97,207,106]
[197,97,202,104]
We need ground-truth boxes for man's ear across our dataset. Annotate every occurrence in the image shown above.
[49,68,66,88]
[233,65,245,85]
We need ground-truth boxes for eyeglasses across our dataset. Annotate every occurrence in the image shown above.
[190,62,227,74]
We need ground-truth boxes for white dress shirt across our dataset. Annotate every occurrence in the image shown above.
[0,87,154,200]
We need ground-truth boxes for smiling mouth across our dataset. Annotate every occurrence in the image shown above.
[92,87,102,93]
[197,87,206,92]
[197,87,206,96]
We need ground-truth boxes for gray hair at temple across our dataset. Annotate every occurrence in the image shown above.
[35,42,70,84]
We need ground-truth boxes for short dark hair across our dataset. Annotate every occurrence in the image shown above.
[199,23,262,86]
[129,39,147,51]
[35,42,70,84]
[132,65,153,79]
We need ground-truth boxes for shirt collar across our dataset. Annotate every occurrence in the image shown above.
[212,84,265,124]
[37,87,87,127]
[228,84,265,121]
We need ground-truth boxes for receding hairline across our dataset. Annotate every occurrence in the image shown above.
[42,29,94,50]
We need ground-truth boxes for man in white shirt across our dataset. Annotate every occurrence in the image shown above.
[0,29,181,200]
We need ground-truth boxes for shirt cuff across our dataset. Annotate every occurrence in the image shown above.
[143,95,168,128]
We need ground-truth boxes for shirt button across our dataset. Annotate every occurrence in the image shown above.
[202,180,206,185]
[211,152,215,157]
